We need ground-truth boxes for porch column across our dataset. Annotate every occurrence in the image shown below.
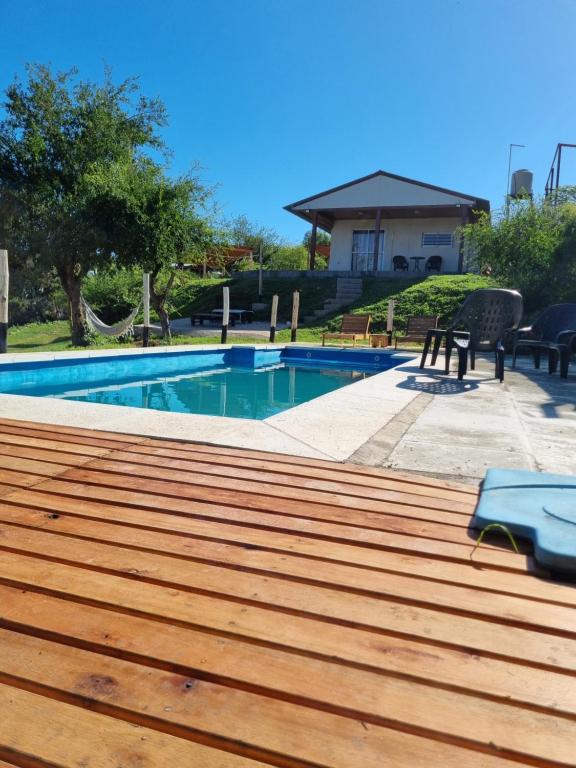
[457,205,471,273]
[308,211,318,271]
[372,208,382,272]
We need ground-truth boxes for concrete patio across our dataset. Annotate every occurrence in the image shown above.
[352,353,576,482]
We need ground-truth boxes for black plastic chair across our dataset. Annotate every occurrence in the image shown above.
[392,255,409,272]
[420,289,523,382]
[425,255,442,273]
[511,303,576,379]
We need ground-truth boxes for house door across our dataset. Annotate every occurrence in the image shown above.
[351,230,386,271]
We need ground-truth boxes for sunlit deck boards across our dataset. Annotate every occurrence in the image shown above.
[0,417,573,767]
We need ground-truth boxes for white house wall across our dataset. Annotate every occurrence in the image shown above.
[294,174,475,211]
[329,218,462,272]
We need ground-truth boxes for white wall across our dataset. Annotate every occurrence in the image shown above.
[329,217,462,272]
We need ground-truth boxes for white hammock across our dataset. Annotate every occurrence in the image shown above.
[82,297,140,337]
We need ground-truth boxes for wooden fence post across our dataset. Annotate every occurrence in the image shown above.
[0,250,8,354]
[221,286,230,344]
[269,294,278,342]
[142,272,150,348]
[291,291,299,343]
[387,299,395,345]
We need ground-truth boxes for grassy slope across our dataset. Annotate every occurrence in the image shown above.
[7,274,499,353]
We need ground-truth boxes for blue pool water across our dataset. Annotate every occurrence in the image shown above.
[0,347,407,420]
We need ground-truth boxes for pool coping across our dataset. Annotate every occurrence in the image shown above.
[0,344,419,461]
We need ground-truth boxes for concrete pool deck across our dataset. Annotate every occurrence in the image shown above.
[0,343,574,481]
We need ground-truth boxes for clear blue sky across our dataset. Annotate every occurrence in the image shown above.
[1,0,575,243]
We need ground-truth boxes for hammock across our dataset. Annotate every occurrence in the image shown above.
[82,297,140,337]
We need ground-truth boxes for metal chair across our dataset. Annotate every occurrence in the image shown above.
[512,303,576,379]
[425,255,442,273]
[420,289,524,381]
[392,255,409,272]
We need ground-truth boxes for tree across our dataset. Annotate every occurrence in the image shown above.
[462,194,576,311]
[225,215,284,262]
[302,230,331,249]
[0,64,166,344]
[88,159,218,338]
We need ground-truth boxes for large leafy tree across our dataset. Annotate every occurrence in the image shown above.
[462,194,576,312]
[0,64,166,344]
[88,159,218,338]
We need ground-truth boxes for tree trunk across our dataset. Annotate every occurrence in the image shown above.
[150,270,176,341]
[58,264,87,346]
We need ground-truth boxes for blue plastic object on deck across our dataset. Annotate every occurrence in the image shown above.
[473,468,576,573]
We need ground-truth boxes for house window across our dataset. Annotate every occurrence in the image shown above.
[352,230,385,271]
[421,232,453,247]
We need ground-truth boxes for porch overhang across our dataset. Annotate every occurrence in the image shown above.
[284,202,489,232]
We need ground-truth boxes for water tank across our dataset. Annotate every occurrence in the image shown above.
[510,169,533,198]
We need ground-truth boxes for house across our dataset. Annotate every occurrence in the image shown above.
[284,170,489,273]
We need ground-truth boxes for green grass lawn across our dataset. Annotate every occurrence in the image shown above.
[6,320,271,354]
[7,274,500,354]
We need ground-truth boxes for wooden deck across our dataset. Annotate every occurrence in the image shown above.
[0,417,572,767]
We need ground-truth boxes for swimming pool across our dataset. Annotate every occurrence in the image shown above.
[0,346,408,420]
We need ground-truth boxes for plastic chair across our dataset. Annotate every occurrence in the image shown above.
[420,289,523,381]
[512,303,576,379]
[392,255,409,272]
[425,255,442,273]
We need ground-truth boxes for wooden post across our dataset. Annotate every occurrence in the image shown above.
[269,294,278,342]
[0,250,8,353]
[308,212,318,271]
[457,205,470,273]
[142,272,150,348]
[258,243,263,299]
[290,291,299,343]
[372,208,382,272]
[221,286,230,344]
[386,299,395,345]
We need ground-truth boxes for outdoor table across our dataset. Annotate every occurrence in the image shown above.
[211,309,254,323]
[410,256,425,272]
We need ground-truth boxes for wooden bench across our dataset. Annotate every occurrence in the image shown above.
[322,314,371,347]
[395,315,438,348]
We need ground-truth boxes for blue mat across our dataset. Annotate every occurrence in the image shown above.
[473,468,576,573]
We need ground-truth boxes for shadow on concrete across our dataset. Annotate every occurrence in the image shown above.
[508,357,576,419]
[395,368,480,396]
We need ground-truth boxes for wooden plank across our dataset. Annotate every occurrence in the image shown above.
[0,421,137,451]
[0,522,571,632]
[0,682,267,768]
[0,485,22,499]
[0,468,49,489]
[0,416,145,444]
[68,460,475,517]
[0,504,565,605]
[122,443,477,504]
[34,473,489,539]
[0,454,73,477]
[0,550,573,672]
[2,487,529,567]
[0,441,98,466]
[1,585,573,726]
[0,430,113,456]
[103,447,477,506]
[139,436,478,492]
[0,628,522,768]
